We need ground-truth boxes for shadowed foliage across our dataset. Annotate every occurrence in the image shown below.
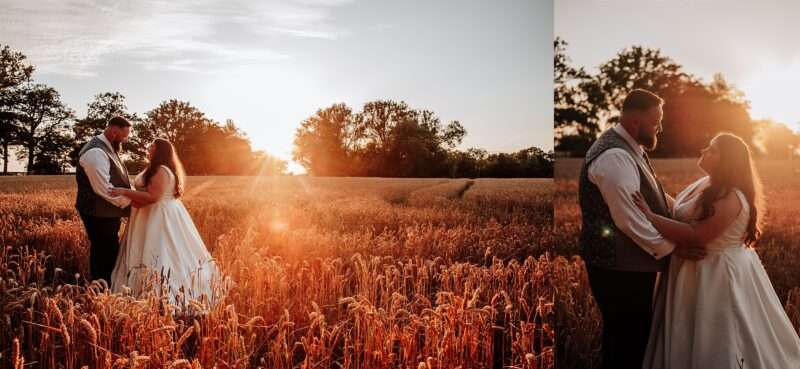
[554,37,800,158]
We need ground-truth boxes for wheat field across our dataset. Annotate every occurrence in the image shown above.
[553,158,800,369]
[0,176,554,369]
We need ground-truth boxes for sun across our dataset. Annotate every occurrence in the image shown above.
[741,60,800,132]
[269,219,289,233]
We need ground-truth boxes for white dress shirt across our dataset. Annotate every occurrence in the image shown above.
[587,124,675,259]
[78,134,132,208]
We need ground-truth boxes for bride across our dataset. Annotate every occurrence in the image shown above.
[632,133,800,369]
[109,138,225,308]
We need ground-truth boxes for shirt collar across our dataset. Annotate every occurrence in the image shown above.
[613,124,645,158]
[97,133,117,154]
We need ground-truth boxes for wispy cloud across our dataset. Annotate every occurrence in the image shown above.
[0,0,354,77]
[271,27,346,40]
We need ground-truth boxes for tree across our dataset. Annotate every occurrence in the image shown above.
[192,119,283,175]
[13,83,74,173]
[0,90,23,173]
[753,120,800,159]
[133,100,285,175]
[417,109,466,149]
[447,148,488,178]
[517,147,554,177]
[554,37,598,150]
[136,99,209,146]
[29,128,74,173]
[594,46,695,126]
[554,39,758,158]
[291,99,547,178]
[292,103,358,176]
[71,92,138,166]
[483,153,517,177]
[133,99,211,172]
[73,92,135,141]
[381,111,465,177]
[291,97,552,178]
[383,119,444,177]
[0,45,34,173]
[354,101,465,177]
[653,75,754,157]
[355,100,416,156]
[0,45,34,90]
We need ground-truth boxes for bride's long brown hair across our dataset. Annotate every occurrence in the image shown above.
[143,138,186,198]
[698,133,764,246]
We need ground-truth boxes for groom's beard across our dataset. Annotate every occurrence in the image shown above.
[639,133,658,151]
[111,140,122,153]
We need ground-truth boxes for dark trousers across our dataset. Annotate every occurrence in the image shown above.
[586,264,656,369]
[78,212,121,285]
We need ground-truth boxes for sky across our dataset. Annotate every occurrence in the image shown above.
[556,0,800,132]
[1,0,553,173]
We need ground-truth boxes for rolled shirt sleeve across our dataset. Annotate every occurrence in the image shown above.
[78,148,132,209]
[587,148,675,259]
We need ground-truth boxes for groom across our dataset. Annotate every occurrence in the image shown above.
[75,116,133,285]
[578,89,706,369]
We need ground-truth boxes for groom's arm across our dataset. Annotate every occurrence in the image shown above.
[79,149,132,208]
[588,149,675,259]
[665,193,676,213]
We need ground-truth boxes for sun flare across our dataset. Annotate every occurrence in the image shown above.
[269,219,289,232]
[742,61,800,132]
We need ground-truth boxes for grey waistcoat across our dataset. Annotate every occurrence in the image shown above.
[75,136,132,218]
[578,128,670,272]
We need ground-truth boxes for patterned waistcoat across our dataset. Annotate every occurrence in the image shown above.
[578,128,670,272]
[75,136,132,218]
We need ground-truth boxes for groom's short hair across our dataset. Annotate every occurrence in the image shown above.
[107,116,132,128]
[622,89,663,113]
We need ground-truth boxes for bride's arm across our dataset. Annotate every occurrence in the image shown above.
[632,191,741,247]
[130,199,147,208]
[110,168,169,205]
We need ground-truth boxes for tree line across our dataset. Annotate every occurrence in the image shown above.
[292,101,553,177]
[0,46,286,175]
[1,44,552,177]
[555,37,800,158]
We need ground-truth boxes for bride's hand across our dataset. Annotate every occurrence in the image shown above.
[631,191,654,218]
[109,187,129,197]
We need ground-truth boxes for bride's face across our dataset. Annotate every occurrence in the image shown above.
[698,139,721,174]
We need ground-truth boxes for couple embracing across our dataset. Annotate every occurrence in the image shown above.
[75,116,225,307]
[579,89,800,369]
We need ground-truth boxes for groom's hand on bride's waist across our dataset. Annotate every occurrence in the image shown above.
[673,243,707,260]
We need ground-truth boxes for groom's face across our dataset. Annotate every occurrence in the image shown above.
[637,105,663,151]
[109,126,131,147]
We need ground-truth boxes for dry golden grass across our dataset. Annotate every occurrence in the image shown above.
[0,176,554,368]
[553,158,800,369]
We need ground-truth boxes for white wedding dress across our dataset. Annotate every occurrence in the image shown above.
[111,165,225,308]
[643,176,800,369]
